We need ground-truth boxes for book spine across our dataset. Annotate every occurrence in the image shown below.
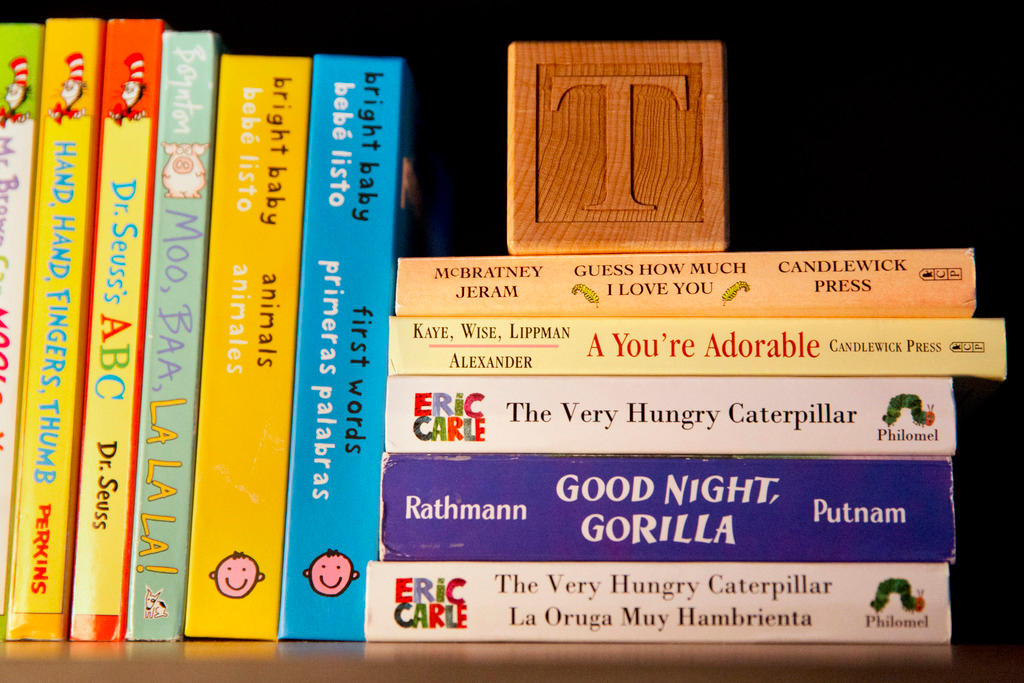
[4,18,106,641]
[278,56,415,641]
[125,31,220,642]
[395,248,977,317]
[366,561,949,642]
[380,454,955,562]
[184,55,310,640]
[388,317,1007,380]
[69,18,164,642]
[385,376,955,455]
[0,22,44,639]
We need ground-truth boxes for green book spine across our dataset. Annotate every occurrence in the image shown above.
[125,31,220,641]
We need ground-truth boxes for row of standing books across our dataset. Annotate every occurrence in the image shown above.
[0,20,1008,643]
[0,17,426,641]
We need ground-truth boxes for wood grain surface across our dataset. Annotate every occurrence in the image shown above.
[508,41,726,254]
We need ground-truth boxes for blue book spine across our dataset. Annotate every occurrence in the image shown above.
[279,55,417,640]
[381,454,955,563]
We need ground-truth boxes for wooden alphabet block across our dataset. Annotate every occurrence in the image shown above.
[508,41,726,254]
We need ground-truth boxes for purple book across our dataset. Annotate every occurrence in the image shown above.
[380,454,955,562]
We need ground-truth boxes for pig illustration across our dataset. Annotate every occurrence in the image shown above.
[161,142,209,198]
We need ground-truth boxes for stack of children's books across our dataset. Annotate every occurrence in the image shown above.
[362,41,1007,643]
[0,22,1009,645]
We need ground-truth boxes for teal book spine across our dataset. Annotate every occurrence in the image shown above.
[278,54,418,640]
[125,31,220,641]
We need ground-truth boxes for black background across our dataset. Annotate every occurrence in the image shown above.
[5,2,1017,644]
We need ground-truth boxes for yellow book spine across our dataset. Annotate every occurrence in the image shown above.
[394,248,977,317]
[69,18,164,642]
[4,18,106,641]
[388,317,1007,380]
[184,55,310,640]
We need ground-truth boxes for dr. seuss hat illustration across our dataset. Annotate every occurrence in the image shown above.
[65,53,84,81]
[9,56,28,85]
[124,52,145,81]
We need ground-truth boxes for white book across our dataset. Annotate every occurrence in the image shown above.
[385,376,955,455]
[0,24,42,629]
[365,561,949,643]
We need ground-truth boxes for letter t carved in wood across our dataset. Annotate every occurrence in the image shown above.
[509,42,726,254]
[550,74,689,212]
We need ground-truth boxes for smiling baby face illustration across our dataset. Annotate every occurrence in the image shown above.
[210,551,265,598]
[303,549,359,597]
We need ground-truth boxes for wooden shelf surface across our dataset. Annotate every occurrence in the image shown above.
[3,642,1024,681]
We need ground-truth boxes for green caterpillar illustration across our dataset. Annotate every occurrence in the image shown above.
[870,578,925,613]
[571,283,599,305]
[882,394,935,426]
[722,281,750,305]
